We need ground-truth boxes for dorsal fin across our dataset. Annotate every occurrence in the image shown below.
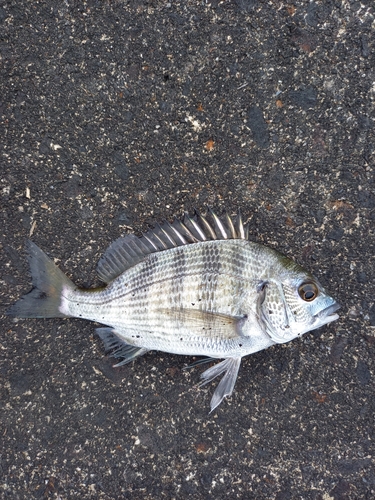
[96,209,249,283]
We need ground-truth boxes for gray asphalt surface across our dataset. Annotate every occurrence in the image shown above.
[1,1,374,499]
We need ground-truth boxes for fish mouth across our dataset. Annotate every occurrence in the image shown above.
[316,302,340,324]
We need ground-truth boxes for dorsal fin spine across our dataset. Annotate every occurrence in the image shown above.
[142,233,159,250]
[156,223,177,247]
[208,208,228,239]
[168,222,188,245]
[146,228,168,250]
[195,210,216,239]
[235,210,245,239]
[183,214,206,241]
[171,219,196,243]
[225,213,237,239]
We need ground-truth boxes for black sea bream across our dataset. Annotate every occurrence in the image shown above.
[8,210,340,411]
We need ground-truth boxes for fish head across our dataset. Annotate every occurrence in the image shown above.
[259,259,340,344]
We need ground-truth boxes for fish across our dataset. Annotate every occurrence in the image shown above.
[7,209,340,411]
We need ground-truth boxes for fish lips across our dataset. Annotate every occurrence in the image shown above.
[316,302,341,323]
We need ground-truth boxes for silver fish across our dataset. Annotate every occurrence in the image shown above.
[8,209,340,411]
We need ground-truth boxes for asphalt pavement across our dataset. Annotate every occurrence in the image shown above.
[1,1,374,499]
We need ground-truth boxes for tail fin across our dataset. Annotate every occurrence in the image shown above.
[7,240,75,319]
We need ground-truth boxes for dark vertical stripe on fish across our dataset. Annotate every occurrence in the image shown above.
[200,242,221,312]
[230,242,247,315]
[170,247,186,309]
[137,251,159,316]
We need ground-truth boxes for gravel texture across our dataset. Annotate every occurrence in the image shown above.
[1,1,374,499]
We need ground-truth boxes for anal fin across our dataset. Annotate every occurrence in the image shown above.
[200,357,242,412]
[96,327,149,366]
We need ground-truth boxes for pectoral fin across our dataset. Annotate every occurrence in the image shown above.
[200,357,242,412]
[159,308,247,340]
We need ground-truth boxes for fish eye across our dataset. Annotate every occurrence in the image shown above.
[298,282,318,302]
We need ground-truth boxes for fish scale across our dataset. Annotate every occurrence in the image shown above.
[7,209,340,411]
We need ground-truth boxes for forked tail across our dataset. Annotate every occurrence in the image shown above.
[7,240,75,318]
